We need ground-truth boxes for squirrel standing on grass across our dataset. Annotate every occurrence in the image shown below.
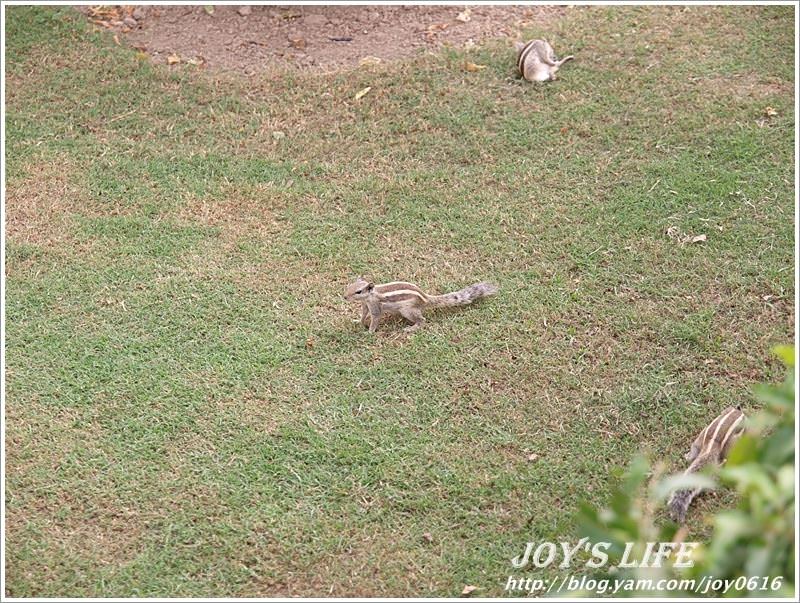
[344,278,498,333]
[667,406,746,523]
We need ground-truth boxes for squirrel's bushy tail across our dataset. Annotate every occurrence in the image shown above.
[668,488,699,524]
[667,454,714,523]
[428,282,498,308]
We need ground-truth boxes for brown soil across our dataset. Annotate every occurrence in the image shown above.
[75,4,564,74]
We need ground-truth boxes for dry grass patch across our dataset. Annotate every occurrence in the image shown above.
[176,188,289,242]
[694,72,794,102]
[5,159,85,248]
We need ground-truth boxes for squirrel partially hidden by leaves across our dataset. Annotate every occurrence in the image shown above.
[344,278,498,333]
[667,406,746,523]
[515,39,574,82]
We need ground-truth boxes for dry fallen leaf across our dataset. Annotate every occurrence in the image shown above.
[668,226,707,245]
[461,585,478,596]
[464,61,487,72]
[186,57,205,66]
[527,453,539,462]
[764,106,778,117]
[166,53,181,65]
[456,8,472,23]
[422,532,433,543]
[113,34,120,45]
[359,55,382,67]
[203,5,215,16]
[305,338,315,349]
[354,86,372,101]
[289,37,306,49]
[272,130,286,141]
[425,23,450,41]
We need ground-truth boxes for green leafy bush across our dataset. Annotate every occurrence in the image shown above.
[578,346,795,597]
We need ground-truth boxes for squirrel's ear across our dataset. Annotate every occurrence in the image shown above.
[514,41,525,52]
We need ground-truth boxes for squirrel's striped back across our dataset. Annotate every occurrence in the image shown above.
[668,407,745,523]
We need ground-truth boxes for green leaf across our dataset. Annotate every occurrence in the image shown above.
[762,426,795,466]
[721,464,778,499]
[752,383,793,411]
[744,546,771,580]
[710,511,754,546]
[772,344,795,368]
[776,465,795,497]
[726,434,759,466]
[654,472,716,501]
[624,455,651,492]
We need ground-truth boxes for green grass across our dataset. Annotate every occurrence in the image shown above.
[4,4,795,597]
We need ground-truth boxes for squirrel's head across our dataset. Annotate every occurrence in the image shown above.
[344,277,374,301]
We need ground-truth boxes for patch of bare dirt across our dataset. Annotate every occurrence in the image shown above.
[75,5,564,74]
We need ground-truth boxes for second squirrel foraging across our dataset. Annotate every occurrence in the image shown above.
[515,39,574,82]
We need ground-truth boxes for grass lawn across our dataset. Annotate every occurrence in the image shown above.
[3,4,795,597]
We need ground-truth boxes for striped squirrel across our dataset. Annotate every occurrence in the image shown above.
[515,39,574,82]
[667,406,746,523]
[344,278,498,333]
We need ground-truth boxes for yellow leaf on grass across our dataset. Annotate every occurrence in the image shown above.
[464,62,487,72]
[354,86,372,101]
[359,56,382,67]
[461,585,478,596]
[429,23,449,32]
[765,106,778,117]
[167,53,181,65]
